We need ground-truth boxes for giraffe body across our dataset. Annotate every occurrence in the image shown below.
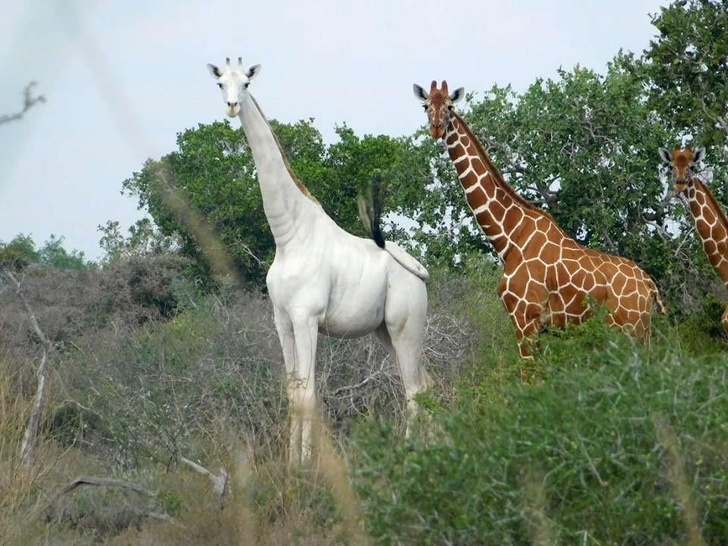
[416,80,664,358]
[209,59,430,463]
[660,146,728,332]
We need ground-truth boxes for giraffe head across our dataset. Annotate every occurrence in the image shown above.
[413,80,465,139]
[207,57,261,117]
[659,146,705,192]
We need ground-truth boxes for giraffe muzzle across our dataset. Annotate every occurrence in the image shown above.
[429,125,446,139]
[226,102,241,117]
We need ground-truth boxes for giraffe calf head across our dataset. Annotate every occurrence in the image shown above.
[413,80,465,139]
[659,146,705,192]
[207,57,261,118]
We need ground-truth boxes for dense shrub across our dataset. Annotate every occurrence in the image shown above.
[351,321,728,545]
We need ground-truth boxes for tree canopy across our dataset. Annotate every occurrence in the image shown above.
[113,0,728,316]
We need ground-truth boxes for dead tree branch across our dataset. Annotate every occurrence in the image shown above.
[0,82,45,125]
[60,476,156,497]
[179,456,228,499]
[3,270,53,468]
[53,475,185,528]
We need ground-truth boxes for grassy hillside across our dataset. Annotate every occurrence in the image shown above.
[0,259,726,544]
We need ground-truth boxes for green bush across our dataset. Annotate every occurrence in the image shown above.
[351,332,728,545]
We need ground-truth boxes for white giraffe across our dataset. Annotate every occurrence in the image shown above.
[207,58,431,463]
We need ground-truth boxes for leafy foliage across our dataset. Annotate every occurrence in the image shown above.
[121,120,429,288]
[353,329,728,545]
[0,233,38,270]
[0,234,88,271]
[117,1,728,310]
[645,0,728,148]
[98,219,178,264]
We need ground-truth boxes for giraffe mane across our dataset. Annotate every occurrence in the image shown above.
[249,96,320,205]
[451,111,559,222]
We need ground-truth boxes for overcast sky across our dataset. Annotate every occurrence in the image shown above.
[0,0,667,261]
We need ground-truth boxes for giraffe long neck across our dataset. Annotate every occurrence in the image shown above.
[685,177,728,286]
[237,93,318,246]
[444,113,553,259]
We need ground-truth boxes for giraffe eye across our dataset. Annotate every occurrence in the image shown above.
[244,82,250,89]
[422,104,428,111]
[217,83,223,89]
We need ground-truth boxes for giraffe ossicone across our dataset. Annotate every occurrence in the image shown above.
[660,146,728,332]
[208,58,431,464]
[414,80,665,361]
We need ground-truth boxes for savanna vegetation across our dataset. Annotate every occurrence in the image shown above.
[1,1,727,543]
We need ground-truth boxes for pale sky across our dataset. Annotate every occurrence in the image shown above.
[0,0,667,261]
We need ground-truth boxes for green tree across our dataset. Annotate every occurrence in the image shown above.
[123,121,267,286]
[643,0,728,315]
[0,234,88,271]
[404,48,725,313]
[0,233,39,270]
[122,119,428,288]
[645,0,728,148]
[98,219,178,264]
[408,57,674,272]
[38,235,87,270]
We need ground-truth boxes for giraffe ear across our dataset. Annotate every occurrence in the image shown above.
[693,147,705,163]
[246,64,261,81]
[413,84,428,102]
[207,63,222,79]
[450,87,465,103]
[658,148,672,165]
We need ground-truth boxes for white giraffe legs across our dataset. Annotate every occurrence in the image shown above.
[380,278,430,436]
[276,312,319,465]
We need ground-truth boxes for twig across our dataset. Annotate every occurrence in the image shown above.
[0,82,45,125]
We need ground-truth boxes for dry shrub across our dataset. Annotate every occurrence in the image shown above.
[0,259,484,544]
[0,256,192,351]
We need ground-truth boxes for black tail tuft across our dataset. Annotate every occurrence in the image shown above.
[357,174,386,249]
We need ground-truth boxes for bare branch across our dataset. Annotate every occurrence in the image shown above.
[4,270,53,468]
[52,476,186,528]
[60,475,156,497]
[0,82,45,125]
[179,456,228,499]
[717,114,728,136]
[643,189,678,223]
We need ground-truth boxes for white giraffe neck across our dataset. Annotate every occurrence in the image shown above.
[237,93,318,246]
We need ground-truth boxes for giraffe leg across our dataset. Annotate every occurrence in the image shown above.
[291,316,319,464]
[276,310,319,465]
[272,312,301,464]
[498,279,544,363]
[376,325,431,437]
[514,320,542,380]
[380,276,430,436]
[721,306,728,335]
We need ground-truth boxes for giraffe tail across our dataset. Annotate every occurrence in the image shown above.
[357,174,430,282]
[357,174,386,249]
[384,242,430,281]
